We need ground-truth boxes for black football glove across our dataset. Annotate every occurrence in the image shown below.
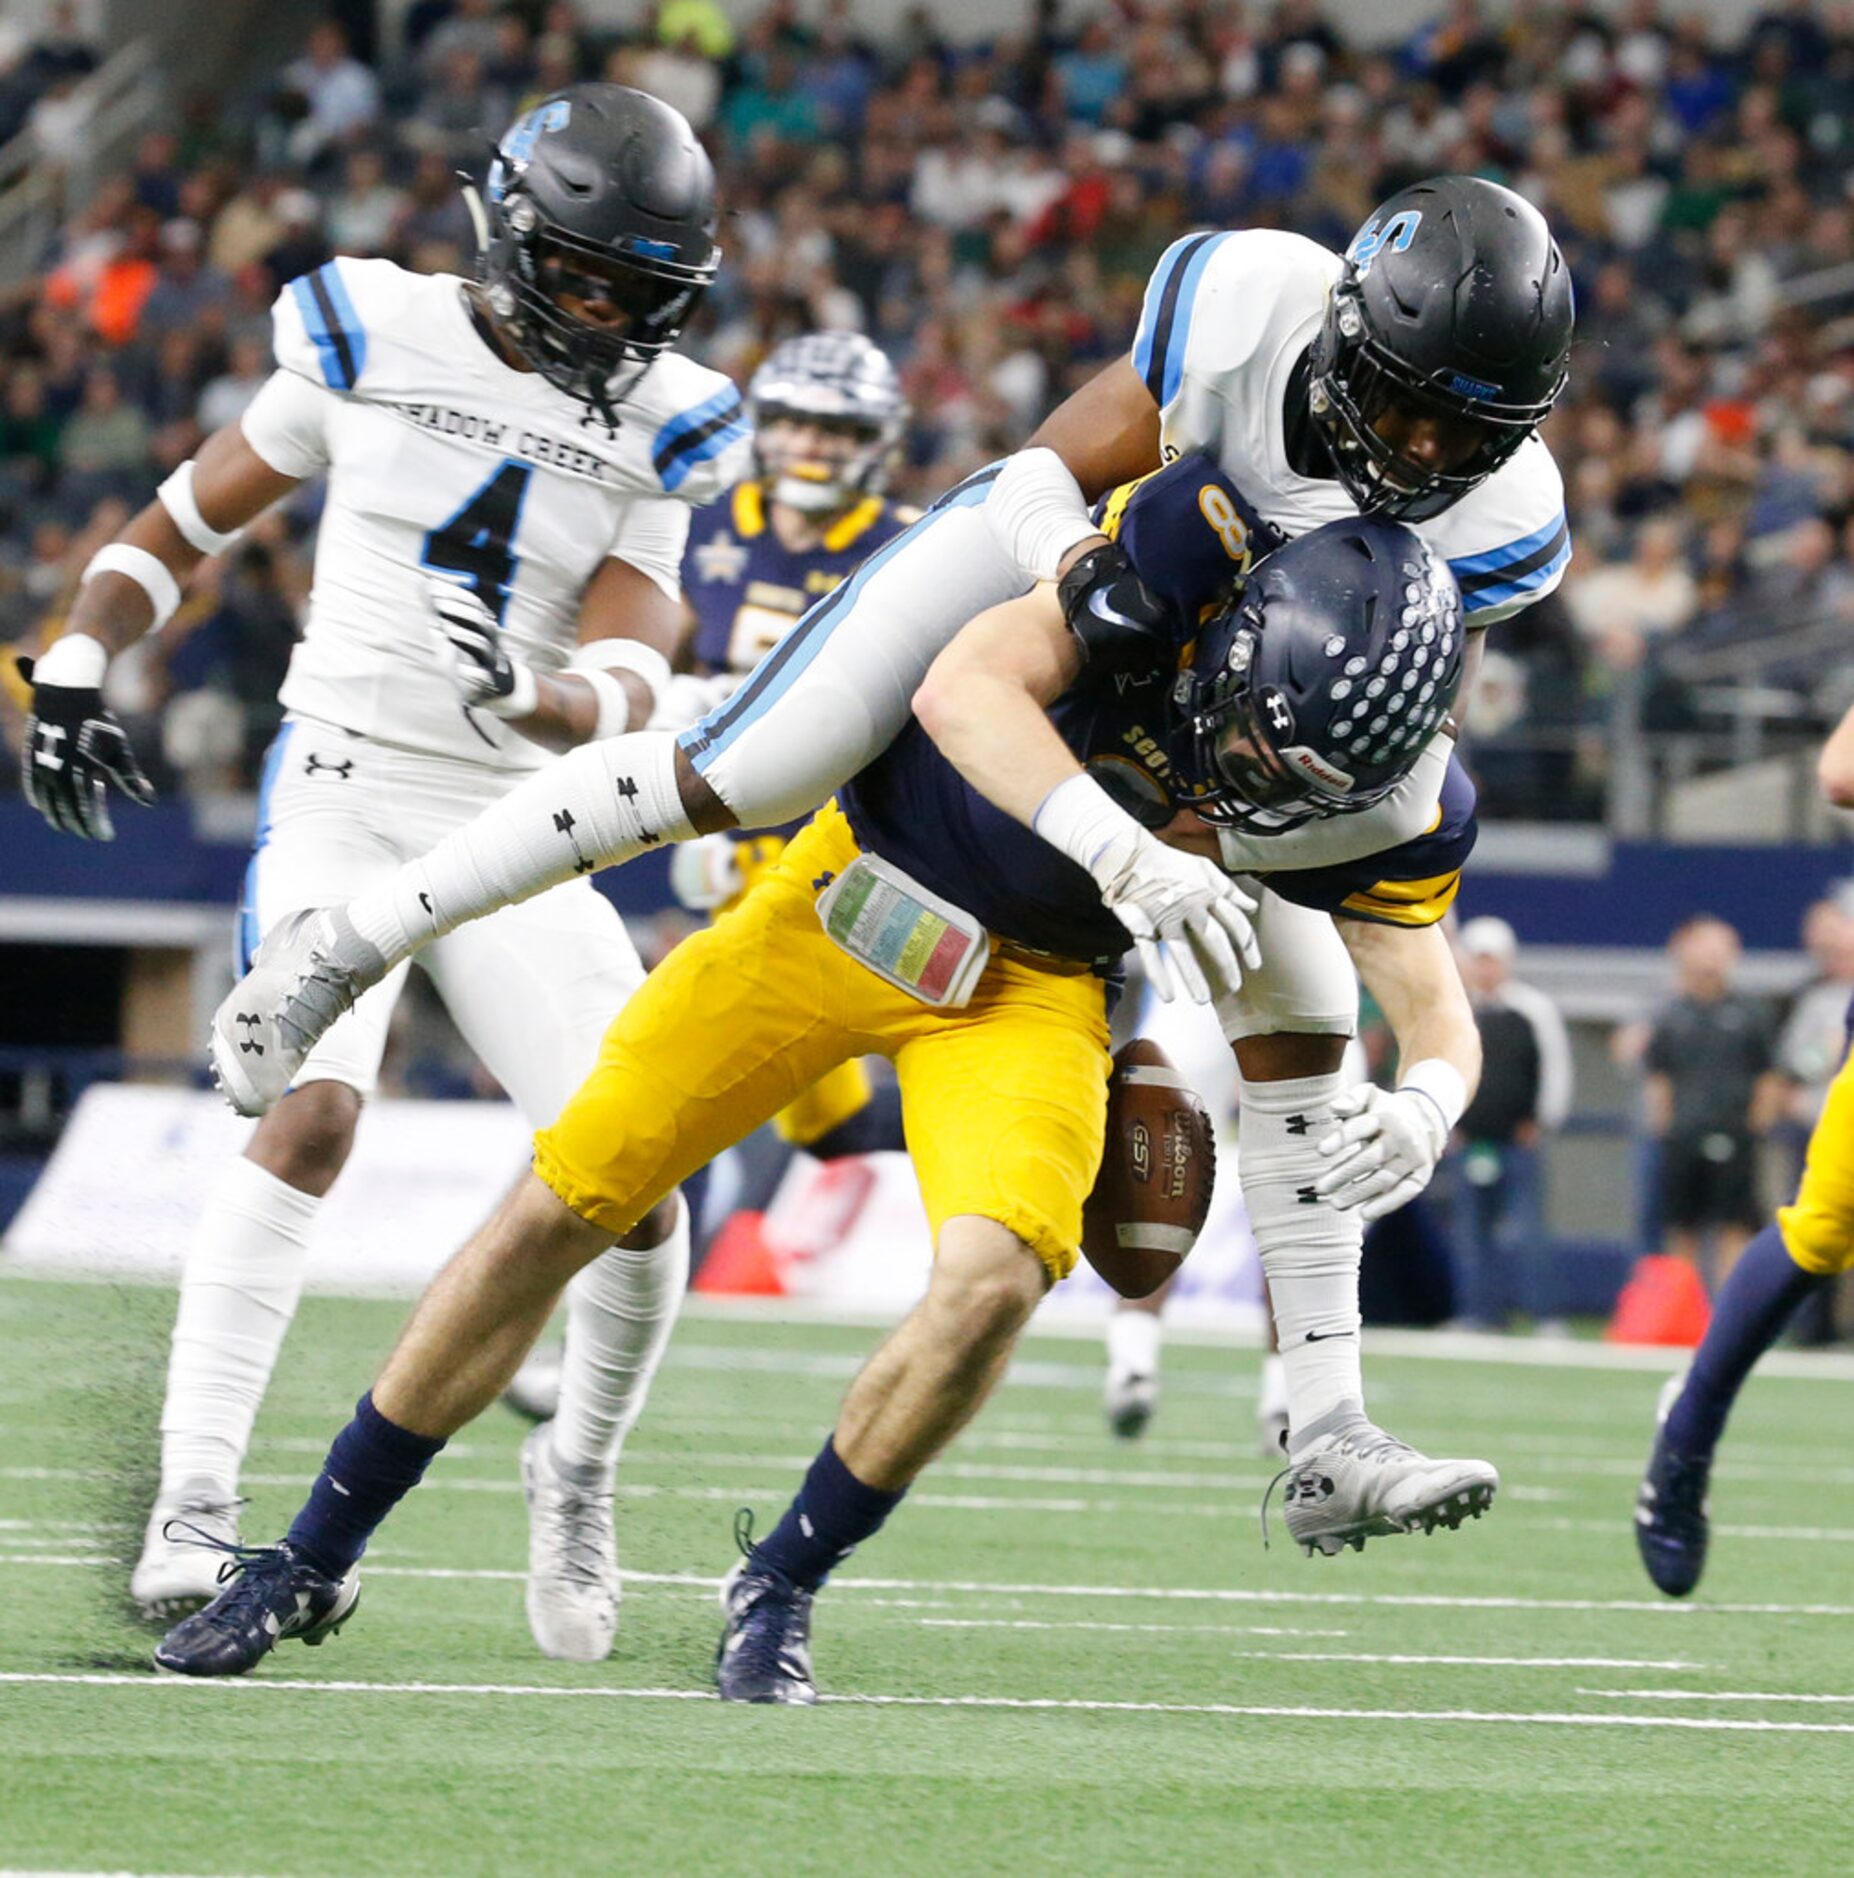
[15,653,156,840]
[1056,541,1177,678]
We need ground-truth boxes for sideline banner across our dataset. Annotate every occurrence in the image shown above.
[3,1084,531,1292]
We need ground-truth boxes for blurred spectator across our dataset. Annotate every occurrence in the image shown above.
[1777,888,1854,1127]
[1442,917,1575,1333]
[326,148,409,255]
[280,19,381,168]
[1643,916,1786,1284]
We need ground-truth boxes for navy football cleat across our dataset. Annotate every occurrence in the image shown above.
[153,1537,360,1676]
[715,1517,816,1705]
[1635,1376,1711,1598]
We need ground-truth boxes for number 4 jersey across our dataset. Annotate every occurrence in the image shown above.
[238,256,753,771]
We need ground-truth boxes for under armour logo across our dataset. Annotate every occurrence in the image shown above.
[615,776,638,801]
[813,871,835,891]
[553,807,594,874]
[1284,1113,1310,1136]
[418,891,433,916]
[1295,1184,1319,1205]
[1266,694,1292,732]
[1285,1471,1335,1505]
[304,754,354,779]
[236,1013,264,1056]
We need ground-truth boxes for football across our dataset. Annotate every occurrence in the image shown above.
[1081,1039,1217,1299]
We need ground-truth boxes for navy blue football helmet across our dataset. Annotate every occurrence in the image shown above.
[1177,517,1465,832]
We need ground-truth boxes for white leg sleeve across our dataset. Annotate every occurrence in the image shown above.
[1236,1071,1366,1452]
[348,731,694,963]
[159,1157,321,1497]
[549,1198,691,1477]
[678,470,1031,822]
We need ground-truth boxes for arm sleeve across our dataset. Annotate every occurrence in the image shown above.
[237,368,335,479]
[607,493,693,604]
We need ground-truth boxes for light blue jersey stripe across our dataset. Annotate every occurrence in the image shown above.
[1448,511,1568,578]
[1459,539,1572,613]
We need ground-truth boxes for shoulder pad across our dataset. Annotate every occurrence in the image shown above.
[272,257,411,394]
[1427,440,1570,625]
[636,357,752,502]
[1265,754,1478,929]
[1132,229,1335,413]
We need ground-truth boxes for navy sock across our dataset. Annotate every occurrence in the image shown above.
[286,1392,446,1578]
[1664,1225,1827,1456]
[751,1438,905,1591]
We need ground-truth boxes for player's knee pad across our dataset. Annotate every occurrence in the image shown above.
[1778,1192,1854,1276]
[1237,1071,1363,1283]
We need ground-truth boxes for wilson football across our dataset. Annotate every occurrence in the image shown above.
[1081,1039,1217,1299]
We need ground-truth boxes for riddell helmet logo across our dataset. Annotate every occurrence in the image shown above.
[1283,745,1354,793]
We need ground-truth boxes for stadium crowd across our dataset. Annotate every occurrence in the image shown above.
[1,0,1851,821]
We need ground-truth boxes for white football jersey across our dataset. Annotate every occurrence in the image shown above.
[239,256,752,771]
[1130,229,1570,626]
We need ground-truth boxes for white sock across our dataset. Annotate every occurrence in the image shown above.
[1257,1352,1289,1423]
[1105,1305,1162,1382]
[1237,1071,1366,1452]
[159,1157,320,1498]
[549,1197,691,1477]
[348,730,697,963]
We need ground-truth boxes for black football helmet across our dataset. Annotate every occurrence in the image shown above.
[1309,176,1574,523]
[1177,517,1466,833]
[477,85,719,425]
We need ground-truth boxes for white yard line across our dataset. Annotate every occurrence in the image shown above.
[1581,1687,1854,1705]
[918,1618,1352,1638]
[3,1671,1851,1735]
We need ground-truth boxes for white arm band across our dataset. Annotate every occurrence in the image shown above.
[985,446,1103,583]
[569,638,674,739]
[81,543,182,634]
[1399,1057,1469,1138]
[156,460,245,556]
[1031,771,1142,876]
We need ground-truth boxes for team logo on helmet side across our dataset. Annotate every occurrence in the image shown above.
[1346,209,1421,279]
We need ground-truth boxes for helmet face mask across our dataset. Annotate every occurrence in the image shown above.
[1310,177,1574,524]
[1179,519,1466,835]
[478,87,720,427]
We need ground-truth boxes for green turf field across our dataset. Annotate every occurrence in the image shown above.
[2,1275,1853,1876]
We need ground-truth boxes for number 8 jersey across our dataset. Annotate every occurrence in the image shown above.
[239,256,751,771]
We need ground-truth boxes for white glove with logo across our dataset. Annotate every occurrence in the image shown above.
[1033,774,1260,1003]
[1313,1063,1466,1220]
[669,830,746,911]
[428,575,536,717]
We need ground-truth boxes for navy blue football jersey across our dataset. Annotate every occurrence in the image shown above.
[684,480,915,675]
[840,453,1476,962]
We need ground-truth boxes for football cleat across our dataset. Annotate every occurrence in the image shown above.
[1104,1367,1158,1441]
[1635,1371,1711,1598]
[716,1517,817,1705]
[1264,1402,1498,1556]
[503,1343,564,1424]
[521,1422,621,1663]
[152,1538,360,1677]
[130,1479,243,1619]
[210,906,388,1117]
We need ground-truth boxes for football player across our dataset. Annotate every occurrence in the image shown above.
[201,174,1570,1479]
[13,87,751,1661]
[154,462,1491,1694]
[502,331,915,1421]
[1635,699,1854,1596]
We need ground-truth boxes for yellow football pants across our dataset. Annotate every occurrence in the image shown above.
[1779,1037,1854,1275]
[535,805,1112,1278]
[713,832,877,1149]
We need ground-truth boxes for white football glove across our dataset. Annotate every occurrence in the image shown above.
[1313,1083,1452,1221]
[427,575,536,717]
[669,830,745,911]
[1093,823,1261,1004]
[1033,773,1260,1004]
[649,669,743,733]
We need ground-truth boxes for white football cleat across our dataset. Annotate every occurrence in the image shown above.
[1104,1367,1158,1440]
[131,1479,242,1619]
[210,906,388,1117]
[1271,1402,1498,1557]
[521,1423,621,1663]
